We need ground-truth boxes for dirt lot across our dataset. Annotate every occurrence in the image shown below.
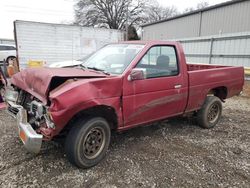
[0,84,249,188]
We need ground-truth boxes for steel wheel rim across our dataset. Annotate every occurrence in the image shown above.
[82,126,106,159]
[207,103,220,123]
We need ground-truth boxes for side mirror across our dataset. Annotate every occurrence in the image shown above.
[128,68,146,81]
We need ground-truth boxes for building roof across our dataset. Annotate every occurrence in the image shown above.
[141,0,248,27]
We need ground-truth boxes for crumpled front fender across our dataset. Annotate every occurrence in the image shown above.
[48,77,123,136]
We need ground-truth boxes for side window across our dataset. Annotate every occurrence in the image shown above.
[0,46,7,51]
[136,46,178,79]
[0,45,16,51]
[6,46,16,50]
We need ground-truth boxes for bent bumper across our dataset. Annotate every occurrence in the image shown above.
[6,101,43,154]
[17,108,43,153]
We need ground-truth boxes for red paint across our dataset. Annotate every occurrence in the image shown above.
[11,67,107,104]
[0,102,6,110]
[10,41,244,137]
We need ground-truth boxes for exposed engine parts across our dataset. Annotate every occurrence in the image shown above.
[28,100,55,129]
[29,100,45,119]
[6,87,55,129]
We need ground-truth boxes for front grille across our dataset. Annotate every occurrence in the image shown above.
[8,106,19,116]
[31,104,38,113]
[17,92,24,104]
[16,90,32,110]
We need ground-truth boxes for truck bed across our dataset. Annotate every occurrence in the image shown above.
[185,63,244,112]
[187,63,228,71]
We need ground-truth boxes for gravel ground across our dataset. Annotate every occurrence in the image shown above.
[0,84,249,187]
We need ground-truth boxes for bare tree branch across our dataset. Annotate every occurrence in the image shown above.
[74,0,209,30]
[74,0,149,30]
[144,3,179,23]
[183,1,209,13]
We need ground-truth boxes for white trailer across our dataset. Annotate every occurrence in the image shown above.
[14,20,125,69]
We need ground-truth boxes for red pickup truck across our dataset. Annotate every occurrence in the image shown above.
[5,41,244,168]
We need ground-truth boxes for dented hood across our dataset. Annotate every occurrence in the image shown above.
[11,67,107,104]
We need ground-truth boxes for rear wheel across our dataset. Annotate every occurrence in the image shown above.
[65,117,111,168]
[197,96,222,129]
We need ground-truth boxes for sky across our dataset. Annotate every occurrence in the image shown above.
[157,0,228,10]
[0,0,229,39]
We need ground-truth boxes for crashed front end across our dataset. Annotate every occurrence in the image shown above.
[5,87,55,153]
[4,67,120,154]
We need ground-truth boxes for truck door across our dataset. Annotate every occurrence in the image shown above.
[122,45,188,128]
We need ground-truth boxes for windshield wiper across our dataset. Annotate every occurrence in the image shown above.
[87,67,110,75]
[78,64,88,69]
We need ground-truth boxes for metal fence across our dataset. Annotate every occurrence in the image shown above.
[177,32,250,68]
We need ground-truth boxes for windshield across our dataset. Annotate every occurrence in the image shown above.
[77,53,93,62]
[82,44,145,74]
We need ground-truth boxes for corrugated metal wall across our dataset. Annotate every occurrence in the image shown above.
[200,1,250,36]
[178,32,250,67]
[141,0,250,68]
[143,14,200,40]
[14,20,124,68]
[142,0,250,40]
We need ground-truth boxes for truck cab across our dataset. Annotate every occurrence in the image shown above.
[5,41,244,169]
[122,41,188,129]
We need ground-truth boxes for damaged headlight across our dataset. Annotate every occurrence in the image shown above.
[29,100,45,119]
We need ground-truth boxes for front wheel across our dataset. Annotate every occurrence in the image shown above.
[197,96,222,129]
[65,117,111,168]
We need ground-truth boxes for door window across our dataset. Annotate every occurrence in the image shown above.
[0,45,16,51]
[136,46,178,78]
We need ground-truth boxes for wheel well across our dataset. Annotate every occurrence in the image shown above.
[6,55,16,59]
[208,86,228,100]
[79,105,118,129]
[5,56,16,63]
[61,105,118,136]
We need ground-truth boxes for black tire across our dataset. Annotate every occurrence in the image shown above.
[65,117,111,168]
[197,96,222,129]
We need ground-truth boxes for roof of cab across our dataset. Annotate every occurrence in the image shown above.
[119,40,180,46]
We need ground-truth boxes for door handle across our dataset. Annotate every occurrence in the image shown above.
[174,84,182,89]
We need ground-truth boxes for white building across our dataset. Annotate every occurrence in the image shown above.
[141,0,250,67]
